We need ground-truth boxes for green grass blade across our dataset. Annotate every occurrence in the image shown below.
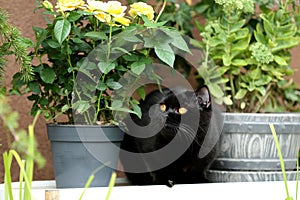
[10,150,32,199]
[79,174,95,200]
[105,172,117,200]
[269,124,291,199]
[23,111,40,200]
[78,162,110,199]
[24,124,34,200]
[3,151,13,200]
[18,160,25,200]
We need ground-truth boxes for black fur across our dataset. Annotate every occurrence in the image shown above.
[120,86,217,186]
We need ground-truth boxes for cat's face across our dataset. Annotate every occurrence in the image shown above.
[125,86,212,142]
[158,90,198,126]
[150,86,212,140]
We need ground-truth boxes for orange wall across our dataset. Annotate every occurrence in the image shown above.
[0,0,299,182]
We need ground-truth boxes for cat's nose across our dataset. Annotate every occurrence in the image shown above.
[166,110,180,119]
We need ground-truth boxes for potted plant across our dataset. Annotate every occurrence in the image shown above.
[193,0,300,182]
[11,0,192,188]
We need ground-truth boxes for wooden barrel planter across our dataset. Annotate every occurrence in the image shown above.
[206,113,300,182]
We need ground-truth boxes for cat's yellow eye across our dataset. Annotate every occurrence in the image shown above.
[160,104,166,112]
[178,107,188,115]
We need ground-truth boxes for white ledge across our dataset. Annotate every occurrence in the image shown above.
[0,180,298,200]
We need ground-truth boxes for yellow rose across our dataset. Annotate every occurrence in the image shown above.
[56,0,85,12]
[128,2,154,20]
[106,1,127,18]
[95,14,130,26]
[185,0,192,6]
[42,0,54,11]
[114,17,131,26]
[86,0,106,12]
[86,0,126,17]
[86,0,128,25]
[94,11,111,23]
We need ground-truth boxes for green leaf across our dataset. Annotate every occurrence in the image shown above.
[209,38,225,47]
[40,67,55,84]
[68,11,82,22]
[143,36,156,48]
[249,68,261,80]
[227,33,236,43]
[131,103,142,119]
[46,39,61,48]
[232,59,247,66]
[230,19,245,33]
[272,37,300,52]
[261,13,275,37]
[161,28,191,54]
[235,28,249,40]
[106,79,122,90]
[271,70,284,79]
[73,101,90,114]
[111,100,123,109]
[154,44,175,67]
[131,62,145,75]
[234,89,247,100]
[223,95,233,105]
[285,90,299,101]
[61,105,70,112]
[141,15,167,28]
[222,54,231,66]
[54,19,71,44]
[123,54,138,62]
[84,31,107,41]
[98,62,115,74]
[137,86,146,100]
[254,30,267,45]
[256,86,266,96]
[231,35,251,51]
[28,82,41,94]
[273,55,288,66]
[123,35,142,43]
[110,106,138,115]
[255,75,272,86]
[96,80,107,91]
[248,82,256,91]
[208,83,224,98]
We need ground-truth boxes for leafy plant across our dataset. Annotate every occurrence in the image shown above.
[195,0,300,112]
[0,7,33,86]
[11,0,191,124]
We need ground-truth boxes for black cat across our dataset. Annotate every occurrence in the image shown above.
[120,86,218,187]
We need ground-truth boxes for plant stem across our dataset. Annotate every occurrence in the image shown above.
[229,72,235,106]
[95,75,106,123]
[155,0,166,23]
[107,19,113,61]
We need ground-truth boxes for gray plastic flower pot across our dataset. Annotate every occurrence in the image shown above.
[206,113,300,182]
[47,124,124,188]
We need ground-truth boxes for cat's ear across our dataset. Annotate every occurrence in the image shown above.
[196,86,211,109]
